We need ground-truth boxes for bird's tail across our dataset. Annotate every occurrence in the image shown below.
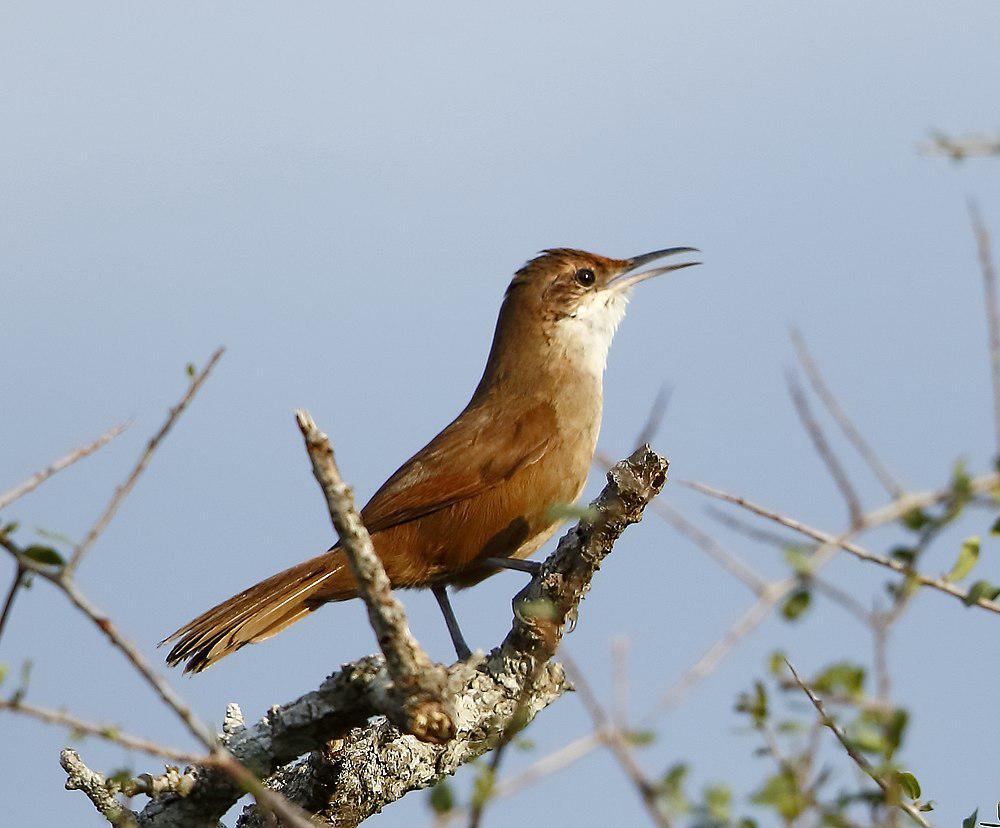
[161,549,354,673]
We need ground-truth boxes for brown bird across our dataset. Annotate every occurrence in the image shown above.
[162,246,698,672]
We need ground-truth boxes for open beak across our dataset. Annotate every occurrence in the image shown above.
[606,247,701,293]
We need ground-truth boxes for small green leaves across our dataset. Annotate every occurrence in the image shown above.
[427,779,454,814]
[894,771,920,800]
[992,516,1000,535]
[963,808,979,828]
[964,580,1000,606]
[781,588,811,621]
[947,536,980,582]
[22,545,65,567]
[736,681,769,727]
[0,521,19,539]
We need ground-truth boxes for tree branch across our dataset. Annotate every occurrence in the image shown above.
[0,421,129,512]
[133,446,667,827]
[294,409,454,744]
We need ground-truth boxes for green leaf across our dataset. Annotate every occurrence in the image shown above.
[22,545,65,566]
[428,779,454,814]
[992,516,1000,535]
[768,650,788,676]
[883,708,909,759]
[962,808,978,828]
[894,771,920,799]
[900,508,930,532]
[703,783,732,820]
[783,546,813,575]
[964,580,1000,606]
[890,546,916,566]
[656,762,690,814]
[545,502,599,522]
[185,362,196,378]
[106,768,134,788]
[0,521,19,538]
[470,765,495,809]
[781,588,811,621]
[948,537,980,582]
[812,661,865,698]
[752,770,803,819]
[624,729,656,747]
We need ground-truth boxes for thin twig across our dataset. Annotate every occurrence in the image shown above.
[561,653,672,828]
[969,200,1000,459]
[785,660,931,828]
[684,480,1000,615]
[785,370,863,527]
[0,698,201,763]
[634,385,672,451]
[704,505,808,550]
[295,409,454,744]
[790,327,904,497]
[0,565,27,642]
[0,422,130,512]
[810,576,872,625]
[65,347,225,576]
[919,133,1000,160]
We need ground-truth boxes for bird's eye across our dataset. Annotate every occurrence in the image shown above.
[575,268,596,287]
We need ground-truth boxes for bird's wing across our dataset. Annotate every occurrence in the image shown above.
[360,401,558,533]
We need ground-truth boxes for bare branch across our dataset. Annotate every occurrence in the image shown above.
[65,347,225,576]
[561,653,672,828]
[790,327,904,497]
[785,370,863,527]
[685,480,1000,615]
[61,748,138,827]
[969,200,1000,459]
[919,132,1000,160]
[294,409,454,744]
[228,446,668,827]
[0,698,201,764]
[785,661,931,828]
[0,421,130,512]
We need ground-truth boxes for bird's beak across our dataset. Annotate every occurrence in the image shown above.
[606,247,701,293]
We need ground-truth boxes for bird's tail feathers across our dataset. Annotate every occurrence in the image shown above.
[161,550,353,673]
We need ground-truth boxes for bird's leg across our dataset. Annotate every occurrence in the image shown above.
[482,556,542,576]
[432,584,472,661]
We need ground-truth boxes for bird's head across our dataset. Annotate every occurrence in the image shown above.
[502,246,699,373]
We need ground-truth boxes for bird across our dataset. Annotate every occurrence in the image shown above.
[162,246,699,672]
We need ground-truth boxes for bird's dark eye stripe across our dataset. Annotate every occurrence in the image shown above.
[575,268,596,287]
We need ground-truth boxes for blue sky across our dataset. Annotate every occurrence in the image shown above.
[3,2,1000,825]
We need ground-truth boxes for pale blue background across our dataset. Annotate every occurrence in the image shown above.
[3,2,1000,825]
